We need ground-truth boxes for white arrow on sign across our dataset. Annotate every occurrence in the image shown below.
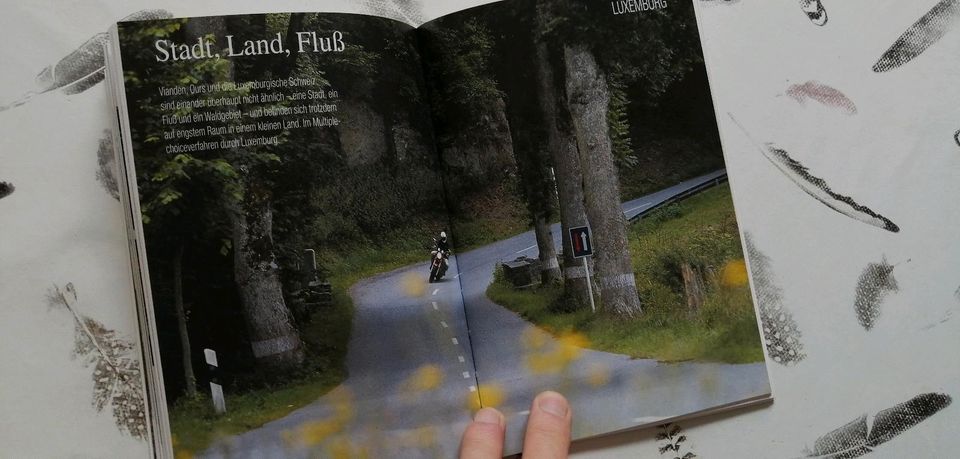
[580,232,589,252]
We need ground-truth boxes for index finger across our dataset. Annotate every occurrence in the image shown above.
[522,391,571,458]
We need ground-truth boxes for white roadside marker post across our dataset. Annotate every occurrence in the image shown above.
[204,348,226,414]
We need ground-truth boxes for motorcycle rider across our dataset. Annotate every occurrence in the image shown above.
[430,231,451,281]
[435,231,450,253]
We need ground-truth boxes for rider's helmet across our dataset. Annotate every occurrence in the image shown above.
[440,231,447,239]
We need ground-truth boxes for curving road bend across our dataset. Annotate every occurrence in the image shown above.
[201,169,770,458]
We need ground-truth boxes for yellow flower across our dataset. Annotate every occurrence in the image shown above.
[400,271,427,297]
[403,364,445,393]
[586,363,611,387]
[720,259,749,287]
[467,383,505,411]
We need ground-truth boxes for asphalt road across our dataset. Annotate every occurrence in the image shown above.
[200,169,770,458]
[201,258,478,458]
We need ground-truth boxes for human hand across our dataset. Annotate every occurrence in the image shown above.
[459,391,572,459]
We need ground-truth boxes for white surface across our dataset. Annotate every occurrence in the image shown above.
[0,0,956,457]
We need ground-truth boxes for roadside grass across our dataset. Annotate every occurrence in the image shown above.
[169,365,345,454]
[169,285,354,454]
[487,185,764,364]
[169,222,441,454]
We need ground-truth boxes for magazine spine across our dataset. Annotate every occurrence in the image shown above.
[105,25,174,459]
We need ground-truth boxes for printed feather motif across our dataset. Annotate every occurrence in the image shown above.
[729,114,900,233]
[656,423,697,459]
[954,128,959,147]
[47,283,147,440]
[799,0,828,26]
[96,129,120,200]
[0,181,13,200]
[0,9,172,112]
[745,233,806,364]
[804,393,952,458]
[853,257,900,330]
[873,0,960,72]
[786,81,857,115]
[359,0,427,25]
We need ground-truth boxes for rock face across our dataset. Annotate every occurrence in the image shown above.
[337,100,387,167]
[391,121,430,163]
[441,97,516,184]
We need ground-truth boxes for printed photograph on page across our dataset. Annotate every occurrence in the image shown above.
[419,0,772,452]
[117,13,474,458]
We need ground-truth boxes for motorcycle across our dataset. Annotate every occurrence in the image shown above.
[429,249,450,283]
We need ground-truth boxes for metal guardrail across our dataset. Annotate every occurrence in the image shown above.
[627,172,728,222]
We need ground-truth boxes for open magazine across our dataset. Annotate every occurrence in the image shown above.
[106,0,772,457]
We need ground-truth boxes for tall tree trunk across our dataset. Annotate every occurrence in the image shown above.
[533,213,561,284]
[219,15,305,371]
[563,44,642,317]
[232,191,305,371]
[496,2,561,285]
[534,39,591,308]
[172,244,197,398]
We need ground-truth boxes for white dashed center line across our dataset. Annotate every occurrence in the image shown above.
[469,385,477,392]
[517,410,530,416]
[431,288,439,295]
[458,355,465,363]
[440,321,448,328]
[431,301,438,310]
[462,371,470,379]
[451,338,459,345]
[514,244,537,254]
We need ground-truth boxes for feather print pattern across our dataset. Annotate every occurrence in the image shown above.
[359,0,427,25]
[873,0,960,72]
[0,181,13,200]
[954,128,959,147]
[657,423,697,459]
[803,393,952,458]
[0,9,172,112]
[745,233,806,365]
[786,81,857,114]
[96,129,120,200]
[799,0,828,26]
[47,283,147,440]
[729,114,900,233]
[853,257,900,330]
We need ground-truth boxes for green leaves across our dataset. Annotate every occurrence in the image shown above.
[422,18,503,132]
[607,76,636,168]
[156,188,183,206]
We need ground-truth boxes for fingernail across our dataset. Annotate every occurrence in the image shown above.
[537,392,568,417]
[474,408,503,426]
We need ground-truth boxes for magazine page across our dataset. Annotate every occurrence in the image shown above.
[418,0,771,453]
[113,12,478,457]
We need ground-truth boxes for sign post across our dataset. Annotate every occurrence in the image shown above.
[569,226,596,313]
